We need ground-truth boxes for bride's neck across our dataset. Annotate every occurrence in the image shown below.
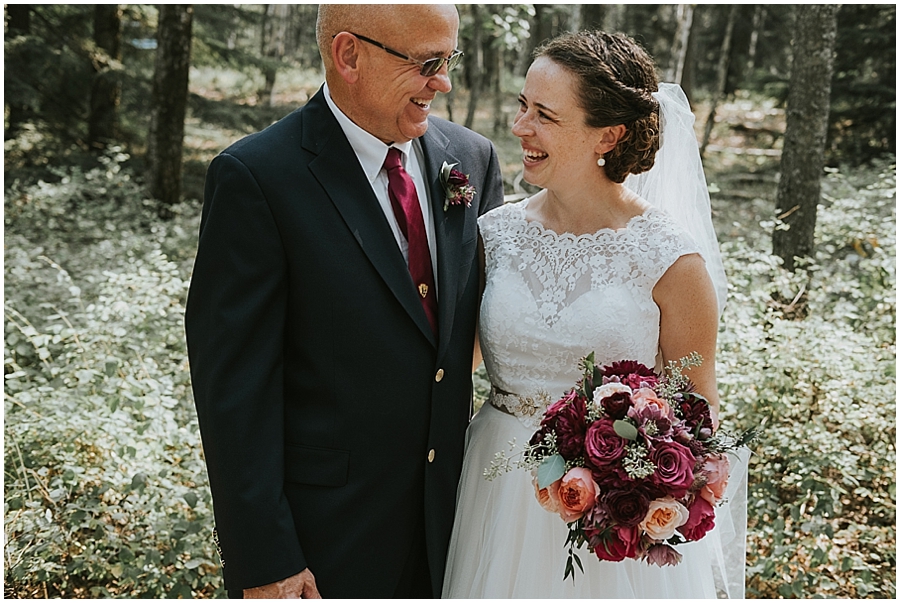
[535,181,646,235]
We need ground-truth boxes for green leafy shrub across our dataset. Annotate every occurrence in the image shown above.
[718,159,896,598]
[4,154,222,598]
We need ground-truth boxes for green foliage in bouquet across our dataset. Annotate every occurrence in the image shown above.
[4,152,223,598]
[718,159,896,598]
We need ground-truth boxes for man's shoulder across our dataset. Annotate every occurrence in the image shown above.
[223,107,306,161]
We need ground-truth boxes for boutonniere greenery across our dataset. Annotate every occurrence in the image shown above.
[440,161,476,211]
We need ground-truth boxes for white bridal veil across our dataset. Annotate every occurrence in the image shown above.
[624,83,729,316]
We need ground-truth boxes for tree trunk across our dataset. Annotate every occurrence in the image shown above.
[259,3,290,107]
[581,4,605,31]
[700,4,738,157]
[491,45,503,135]
[666,4,694,86]
[5,4,32,137]
[772,5,839,273]
[568,4,582,32]
[463,4,484,130]
[746,6,766,73]
[603,4,624,32]
[147,4,193,218]
[517,4,543,76]
[88,5,123,150]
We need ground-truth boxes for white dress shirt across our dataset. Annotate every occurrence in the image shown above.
[323,84,439,296]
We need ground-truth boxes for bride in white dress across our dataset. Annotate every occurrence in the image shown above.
[443,31,747,598]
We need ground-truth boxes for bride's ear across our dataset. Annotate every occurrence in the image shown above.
[595,124,627,156]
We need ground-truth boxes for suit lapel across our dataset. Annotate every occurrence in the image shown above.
[420,125,465,359]
[303,90,437,347]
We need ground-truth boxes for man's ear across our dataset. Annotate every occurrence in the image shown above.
[332,32,361,84]
[595,124,627,155]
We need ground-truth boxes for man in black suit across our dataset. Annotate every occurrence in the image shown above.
[184,4,503,599]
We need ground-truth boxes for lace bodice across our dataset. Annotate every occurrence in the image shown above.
[478,199,701,430]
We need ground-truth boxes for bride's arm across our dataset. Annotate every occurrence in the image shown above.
[653,253,721,429]
[472,234,486,373]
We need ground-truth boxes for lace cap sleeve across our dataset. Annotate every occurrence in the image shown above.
[477,200,521,250]
[645,209,704,288]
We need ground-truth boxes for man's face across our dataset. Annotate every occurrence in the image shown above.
[352,9,459,144]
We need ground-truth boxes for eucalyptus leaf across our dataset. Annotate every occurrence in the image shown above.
[613,419,638,440]
[536,454,566,489]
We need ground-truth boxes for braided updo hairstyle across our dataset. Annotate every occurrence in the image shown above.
[535,31,660,184]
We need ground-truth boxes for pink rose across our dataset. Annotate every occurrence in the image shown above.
[645,543,683,567]
[532,473,561,514]
[593,525,641,562]
[556,467,599,523]
[640,496,690,540]
[699,454,730,505]
[631,388,674,420]
[649,441,696,498]
[678,495,716,541]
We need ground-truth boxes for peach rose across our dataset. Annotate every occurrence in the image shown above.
[640,496,690,541]
[532,472,562,514]
[700,454,731,504]
[631,387,674,418]
[556,467,599,522]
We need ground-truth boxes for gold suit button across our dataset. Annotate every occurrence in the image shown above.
[427,449,436,463]
[435,369,445,382]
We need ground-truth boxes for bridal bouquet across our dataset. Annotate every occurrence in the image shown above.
[487,352,755,580]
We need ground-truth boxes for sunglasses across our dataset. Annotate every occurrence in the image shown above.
[339,32,464,77]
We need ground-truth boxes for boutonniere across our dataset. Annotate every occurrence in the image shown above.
[440,161,476,211]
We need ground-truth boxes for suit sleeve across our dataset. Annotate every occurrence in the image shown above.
[479,142,505,216]
[184,152,306,590]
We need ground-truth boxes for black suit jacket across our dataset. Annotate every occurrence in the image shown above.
[184,87,504,597]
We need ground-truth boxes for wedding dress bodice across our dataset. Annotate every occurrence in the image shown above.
[478,199,701,430]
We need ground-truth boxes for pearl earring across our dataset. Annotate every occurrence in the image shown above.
[597,156,606,167]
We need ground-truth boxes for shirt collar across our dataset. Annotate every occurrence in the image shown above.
[323,83,413,184]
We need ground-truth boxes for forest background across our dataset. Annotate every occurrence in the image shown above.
[3,3,895,599]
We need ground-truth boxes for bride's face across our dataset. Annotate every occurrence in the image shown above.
[512,57,603,191]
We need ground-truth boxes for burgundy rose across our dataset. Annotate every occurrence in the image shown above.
[447,169,469,186]
[602,489,651,527]
[649,441,696,498]
[593,525,641,562]
[678,495,716,541]
[584,418,627,468]
[541,390,587,460]
[601,390,632,419]
[590,463,630,491]
[678,392,714,437]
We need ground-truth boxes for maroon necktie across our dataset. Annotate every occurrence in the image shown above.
[383,148,438,336]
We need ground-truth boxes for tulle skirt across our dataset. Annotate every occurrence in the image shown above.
[442,402,749,599]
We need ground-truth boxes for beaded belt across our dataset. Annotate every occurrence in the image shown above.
[488,386,553,422]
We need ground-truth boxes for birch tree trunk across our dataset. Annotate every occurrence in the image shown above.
[88,5,122,150]
[772,5,840,273]
[746,6,766,73]
[666,4,694,86]
[147,5,193,218]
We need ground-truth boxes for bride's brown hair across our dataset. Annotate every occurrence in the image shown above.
[535,31,660,184]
